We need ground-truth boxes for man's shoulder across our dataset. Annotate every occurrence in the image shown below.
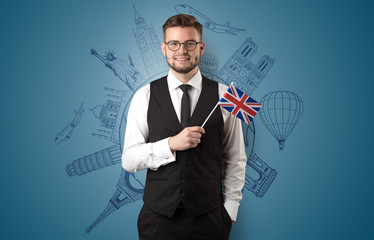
[201,75,228,90]
[134,76,168,95]
[150,75,168,85]
[201,75,215,83]
[148,75,169,91]
[201,75,218,87]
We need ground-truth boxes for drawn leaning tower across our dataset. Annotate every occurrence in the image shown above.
[65,87,129,177]
[133,6,168,78]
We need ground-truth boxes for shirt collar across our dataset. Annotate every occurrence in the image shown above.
[167,69,202,92]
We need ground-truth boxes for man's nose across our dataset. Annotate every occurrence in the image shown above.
[178,43,188,53]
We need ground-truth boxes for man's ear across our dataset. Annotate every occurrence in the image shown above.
[161,42,167,56]
[200,42,205,56]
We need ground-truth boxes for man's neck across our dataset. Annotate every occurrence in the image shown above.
[170,67,199,83]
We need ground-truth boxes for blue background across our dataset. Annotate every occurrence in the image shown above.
[1,0,373,239]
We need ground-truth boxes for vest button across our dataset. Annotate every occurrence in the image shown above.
[182,166,186,170]
[181,193,185,198]
[182,180,185,184]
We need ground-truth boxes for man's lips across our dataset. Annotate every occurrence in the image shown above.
[174,56,190,61]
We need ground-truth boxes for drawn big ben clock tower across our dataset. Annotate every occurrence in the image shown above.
[133,6,168,78]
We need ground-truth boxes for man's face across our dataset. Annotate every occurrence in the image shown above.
[161,26,205,75]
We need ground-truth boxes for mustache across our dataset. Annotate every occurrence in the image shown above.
[174,54,191,57]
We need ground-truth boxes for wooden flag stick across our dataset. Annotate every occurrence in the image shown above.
[201,82,234,128]
[201,102,220,128]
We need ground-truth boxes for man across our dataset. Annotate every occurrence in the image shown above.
[122,14,247,240]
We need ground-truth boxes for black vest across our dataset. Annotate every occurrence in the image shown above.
[143,76,224,217]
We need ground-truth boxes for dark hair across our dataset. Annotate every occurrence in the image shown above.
[162,14,203,40]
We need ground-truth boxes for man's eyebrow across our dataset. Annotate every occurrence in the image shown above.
[167,39,197,42]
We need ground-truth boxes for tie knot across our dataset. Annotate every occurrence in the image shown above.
[179,84,191,93]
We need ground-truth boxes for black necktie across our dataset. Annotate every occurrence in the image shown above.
[179,84,191,128]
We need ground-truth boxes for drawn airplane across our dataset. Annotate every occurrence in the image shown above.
[55,103,84,145]
[174,4,245,35]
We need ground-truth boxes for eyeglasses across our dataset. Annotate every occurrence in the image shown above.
[164,41,202,51]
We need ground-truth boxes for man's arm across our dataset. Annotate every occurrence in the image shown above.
[121,85,175,172]
[122,85,204,172]
[169,126,205,151]
[220,84,247,222]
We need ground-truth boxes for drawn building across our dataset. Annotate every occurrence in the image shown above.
[244,151,277,197]
[85,169,144,233]
[218,38,274,95]
[66,145,121,177]
[92,100,119,129]
[199,53,219,77]
[91,87,129,144]
[65,88,130,177]
[133,6,168,78]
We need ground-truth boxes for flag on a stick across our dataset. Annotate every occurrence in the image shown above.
[218,83,261,125]
[201,83,261,128]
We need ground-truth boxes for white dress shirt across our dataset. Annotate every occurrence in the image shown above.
[122,69,247,221]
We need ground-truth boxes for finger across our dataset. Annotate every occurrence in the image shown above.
[189,142,198,148]
[189,138,201,144]
[188,126,205,134]
[188,132,202,139]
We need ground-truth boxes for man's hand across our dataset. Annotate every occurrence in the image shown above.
[169,126,205,151]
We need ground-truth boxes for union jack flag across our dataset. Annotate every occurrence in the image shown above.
[218,84,261,125]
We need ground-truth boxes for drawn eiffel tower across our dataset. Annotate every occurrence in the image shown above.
[85,169,144,234]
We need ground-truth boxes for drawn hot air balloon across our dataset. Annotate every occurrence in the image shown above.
[259,91,303,150]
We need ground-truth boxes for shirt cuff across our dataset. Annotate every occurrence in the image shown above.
[151,138,175,169]
[224,200,240,222]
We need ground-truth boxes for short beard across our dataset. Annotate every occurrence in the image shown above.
[166,54,200,74]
